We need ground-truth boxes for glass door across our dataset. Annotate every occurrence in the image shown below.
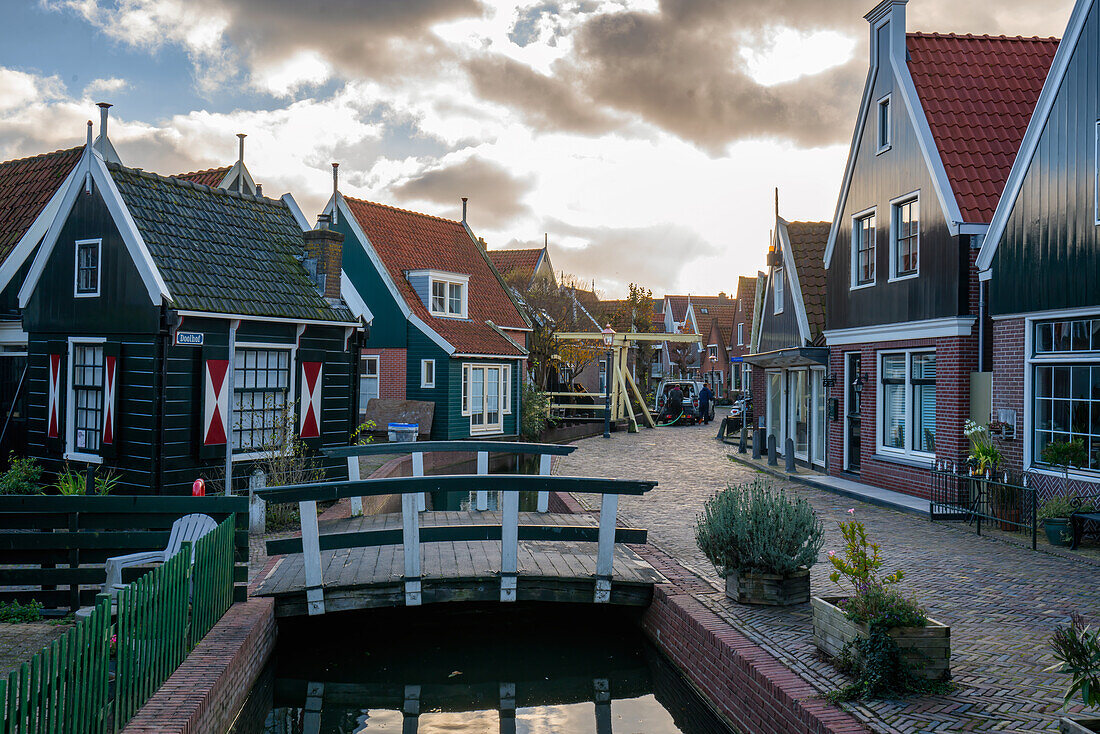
[812,368,826,468]
[790,370,809,460]
[766,371,783,452]
[846,353,862,472]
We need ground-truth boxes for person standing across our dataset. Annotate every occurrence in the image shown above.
[699,383,713,425]
[666,384,684,422]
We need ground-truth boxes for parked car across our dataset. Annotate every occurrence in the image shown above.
[654,379,712,423]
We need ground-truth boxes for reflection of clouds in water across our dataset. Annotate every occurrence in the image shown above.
[516,703,591,733]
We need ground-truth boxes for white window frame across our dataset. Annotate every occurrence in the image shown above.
[737,322,744,346]
[231,342,296,461]
[65,336,107,464]
[420,359,435,388]
[74,239,101,298]
[766,369,784,445]
[359,354,380,413]
[707,344,718,361]
[462,363,508,435]
[850,207,877,290]
[889,191,920,282]
[773,268,784,314]
[876,94,892,153]
[875,348,936,462]
[1094,121,1099,226]
[416,270,469,319]
[1025,310,1100,480]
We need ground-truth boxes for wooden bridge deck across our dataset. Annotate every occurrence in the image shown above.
[254,511,664,617]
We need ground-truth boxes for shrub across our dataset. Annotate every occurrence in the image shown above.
[1047,612,1100,708]
[838,583,927,628]
[0,454,42,495]
[694,479,823,577]
[0,600,43,623]
[54,464,86,496]
[520,382,556,441]
[1038,495,1093,522]
[827,516,904,593]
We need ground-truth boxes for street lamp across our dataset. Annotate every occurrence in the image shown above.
[602,325,615,438]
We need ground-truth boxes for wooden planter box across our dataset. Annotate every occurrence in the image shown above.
[811,596,950,681]
[726,568,810,606]
[1061,716,1100,733]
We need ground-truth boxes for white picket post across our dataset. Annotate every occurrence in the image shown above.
[536,453,551,513]
[500,486,519,602]
[476,451,489,511]
[300,500,325,615]
[402,489,422,606]
[412,452,426,512]
[594,493,618,603]
[347,455,363,517]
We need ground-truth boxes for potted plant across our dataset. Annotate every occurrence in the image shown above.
[964,419,1002,475]
[1043,439,1089,495]
[812,512,951,698]
[695,479,824,605]
[1047,612,1100,732]
[1039,495,1094,548]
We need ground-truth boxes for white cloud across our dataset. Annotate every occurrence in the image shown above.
[83,77,129,98]
[740,27,857,86]
[250,51,333,98]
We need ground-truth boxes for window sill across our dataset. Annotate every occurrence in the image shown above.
[849,281,876,291]
[887,273,919,283]
[871,452,933,470]
[64,451,102,465]
[876,145,892,156]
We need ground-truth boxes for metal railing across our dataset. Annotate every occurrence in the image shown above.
[259,441,656,615]
[0,515,238,733]
[930,466,1038,549]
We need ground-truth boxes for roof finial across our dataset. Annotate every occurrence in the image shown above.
[461,197,468,224]
[236,133,246,164]
[775,187,779,220]
[86,120,93,148]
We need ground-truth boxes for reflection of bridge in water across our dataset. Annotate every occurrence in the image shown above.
[253,442,663,618]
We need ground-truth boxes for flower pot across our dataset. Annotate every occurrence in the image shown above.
[811,596,950,681]
[725,568,810,606]
[1060,716,1100,733]
[1044,518,1073,547]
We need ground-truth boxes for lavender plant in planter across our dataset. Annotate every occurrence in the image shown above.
[694,479,823,606]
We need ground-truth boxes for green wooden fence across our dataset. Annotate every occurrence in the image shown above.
[0,516,239,733]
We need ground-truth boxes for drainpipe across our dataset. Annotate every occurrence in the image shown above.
[225,319,239,495]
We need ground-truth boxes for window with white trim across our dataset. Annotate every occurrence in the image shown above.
[233,348,290,453]
[737,323,744,346]
[773,269,784,314]
[421,359,435,388]
[70,343,104,455]
[75,239,100,297]
[878,350,935,457]
[892,197,919,278]
[359,355,379,414]
[877,96,891,151]
[430,276,467,318]
[1032,316,1100,473]
[707,344,718,361]
[462,364,509,434]
[853,212,876,286]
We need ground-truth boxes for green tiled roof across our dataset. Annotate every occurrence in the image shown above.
[109,164,354,322]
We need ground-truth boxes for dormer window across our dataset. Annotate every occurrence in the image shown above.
[410,270,469,319]
[75,239,101,297]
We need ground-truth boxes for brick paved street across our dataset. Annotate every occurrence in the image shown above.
[0,624,70,677]
[557,412,1100,733]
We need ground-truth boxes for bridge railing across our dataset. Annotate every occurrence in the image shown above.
[325,440,579,517]
[257,444,655,615]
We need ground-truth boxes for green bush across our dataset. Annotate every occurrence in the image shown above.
[520,382,556,441]
[1038,495,1093,522]
[694,479,824,577]
[0,454,42,495]
[1048,612,1100,707]
[838,583,927,628]
[0,600,43,623]
[54,464,86,495]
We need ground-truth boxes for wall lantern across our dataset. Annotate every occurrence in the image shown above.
[853,372,867,395]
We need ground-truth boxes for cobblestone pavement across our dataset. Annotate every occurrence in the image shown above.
[556,411,1100,733]
[0,624,70,676]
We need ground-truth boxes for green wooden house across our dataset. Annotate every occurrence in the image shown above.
[325,189,529,439]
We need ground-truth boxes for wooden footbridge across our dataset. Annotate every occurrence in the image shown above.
[252,442,662,617]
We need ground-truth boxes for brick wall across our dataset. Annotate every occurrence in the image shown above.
[362,347,407,400]
[825,334,978,500]
[122,597,276,734]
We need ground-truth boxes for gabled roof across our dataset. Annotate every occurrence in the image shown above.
[705,303,737,341]
[173,166,231,189]
[0,147,82,262]
[907,32,1059,223]
[488,248,542,283]
[785,221,830,342]
[342,197,527,357]
[665,295,689,322]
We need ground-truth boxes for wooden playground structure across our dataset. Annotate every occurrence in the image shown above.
[546,330,702,430]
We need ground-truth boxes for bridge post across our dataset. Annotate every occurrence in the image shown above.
[402,491,422,606]
[299,500,326,615]
[594,678,612,734]
[303,681,324,734]
[412,452,426,512]
[594,493,618,603]
[347,456,363,517]
[402,685,420,734]
[500,487,519,602]
[536,453,551,513]
[476,451,489,511]
[499,682,517,734]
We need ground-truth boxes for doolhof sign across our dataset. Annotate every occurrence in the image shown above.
[175,332,204,347]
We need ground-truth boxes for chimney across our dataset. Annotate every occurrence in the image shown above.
[236,133,246,164]
[255,183,263,196]
[864,0,907,65]
[331,163,340,225]
[461,197,468,224]
[303,216,345,302]
[478,236,486,252]
[97,102,111,145]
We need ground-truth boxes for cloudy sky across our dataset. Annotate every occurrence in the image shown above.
[0,0,1073,298]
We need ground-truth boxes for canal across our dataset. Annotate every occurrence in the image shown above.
[231,604,737,733]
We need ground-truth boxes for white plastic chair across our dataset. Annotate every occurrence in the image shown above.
[102,513,218,594]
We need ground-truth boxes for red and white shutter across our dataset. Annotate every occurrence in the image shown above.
[47,353,62,440]
[203,359,230,447]
[100,344,120,456]
[300,361,322,439]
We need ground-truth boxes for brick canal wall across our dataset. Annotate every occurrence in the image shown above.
[122,597,276,734]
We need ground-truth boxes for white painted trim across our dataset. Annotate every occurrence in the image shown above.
[420,359,435,388]
[875,347,937,461]
[958,223,989,236]
[993,305,1100,322]
[825,65,878,267]
[451,352,525,359]
[73,238,101,298]
[230,342,296,459]
[173,309,359,328]
[281,193,311,232]
[850,206,878,290]
[824,316,975,345]
[220,160,256,196]
[0,161,79,297]
[977,0,1095,275]
[775,219,812,344]
[888,191,921,280]
[463,362,508,434]
[426,275,469,319]
[65,336,107,464]
[339,271,373,323]
[408,269,470,284]
[0,322,26,346]
[1095,119,1099,226]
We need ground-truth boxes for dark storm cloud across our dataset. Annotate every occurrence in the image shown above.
[392,157,535,228]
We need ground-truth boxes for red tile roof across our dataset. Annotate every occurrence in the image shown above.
[785,221,831,342]
[487,248,542,283]
[0,147,82,263]
[343,197,527,357]
[907,32,1059,223]
[666,295,689,322]
[705,303,738,343]
[173,166,230,188]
